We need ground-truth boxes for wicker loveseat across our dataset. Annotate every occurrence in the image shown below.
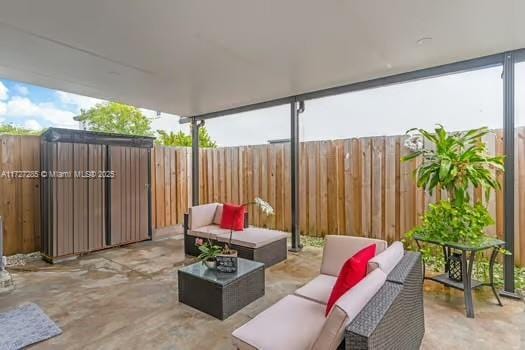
[231,236,425,350]
[183,203,288,267]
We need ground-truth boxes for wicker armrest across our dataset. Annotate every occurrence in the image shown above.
[386,251,421,285]
[345,252,424,350]
[183,213,189,235]
[345,282,403,349]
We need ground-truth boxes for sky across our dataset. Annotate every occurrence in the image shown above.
[1,63,524,147]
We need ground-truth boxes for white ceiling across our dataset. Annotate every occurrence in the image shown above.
[0,1,524,117]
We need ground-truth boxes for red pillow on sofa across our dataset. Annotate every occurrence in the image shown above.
[325,244,376,316]
[220,203,245,231]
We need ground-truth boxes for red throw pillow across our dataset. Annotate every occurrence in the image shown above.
[325,244,376,316]
[220,203,245,231]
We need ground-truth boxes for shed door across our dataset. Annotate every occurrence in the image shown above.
[109,146,150,245]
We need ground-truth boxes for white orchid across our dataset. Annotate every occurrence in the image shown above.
[404,134,424,152]
[254,197,275,216]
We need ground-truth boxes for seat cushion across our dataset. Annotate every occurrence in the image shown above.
[321,235,387,277]
[367,241,404,275]
[189,203,219,229]
[217,227,287,248]
[325,244,376,316]
[311,269,387,350]
[189,224,230,239]
[232,295,326,350]
[294,274,337,305]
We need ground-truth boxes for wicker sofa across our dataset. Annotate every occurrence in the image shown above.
[232,236,425,350]
[183,203,288,267]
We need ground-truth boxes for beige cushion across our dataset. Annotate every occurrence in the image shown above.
[320,235,387,276]
[232,295,326,350]
[189,203,219,229]
[311,269,387,350]
[190,225,230,239]
[213,204,223,225]
[217,227,287,248]
[368,241,404,275]
[294,274,336,305]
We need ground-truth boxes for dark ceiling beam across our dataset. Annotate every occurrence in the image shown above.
[179,48,525,124]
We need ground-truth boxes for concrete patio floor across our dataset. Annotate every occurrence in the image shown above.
[0,235,523,350]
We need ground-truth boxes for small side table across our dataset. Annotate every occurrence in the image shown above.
[413,234,505,318]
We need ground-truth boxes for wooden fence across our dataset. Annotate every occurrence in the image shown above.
[1,131,525,266]
[152,130,524,266]
[0,136,41,255]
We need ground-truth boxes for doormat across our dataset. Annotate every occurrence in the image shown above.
[0,303,62,350]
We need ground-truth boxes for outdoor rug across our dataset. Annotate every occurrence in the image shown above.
[0,303,62,350]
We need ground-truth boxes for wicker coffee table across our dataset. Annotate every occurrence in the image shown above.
[178,258,265,320]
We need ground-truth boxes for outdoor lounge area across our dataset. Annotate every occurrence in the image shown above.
[1,1,525,349]
[0,234,522,349]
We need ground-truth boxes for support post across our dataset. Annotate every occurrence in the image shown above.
[501,51,520,299]
[191,118,203,207]
[290,100,304,252]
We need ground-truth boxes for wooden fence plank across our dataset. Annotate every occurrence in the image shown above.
[371,137,383,239]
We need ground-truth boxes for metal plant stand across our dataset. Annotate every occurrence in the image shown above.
[414,234,505,318]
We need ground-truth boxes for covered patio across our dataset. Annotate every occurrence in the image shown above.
[1,1,525,349]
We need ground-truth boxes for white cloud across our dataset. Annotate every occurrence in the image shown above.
[56,91,102,112]
[0,82,8,101]
[14,84,29,96]
[5,96,77,128]
[24,119,42,130]
[0,101,6,116]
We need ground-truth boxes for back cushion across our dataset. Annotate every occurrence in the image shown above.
[367,241,404,275]
[311,269,387,350]
[325,244,376,316]
[189,203,219,229]
[220,203,245,231]
[213,204,223,225]
[321,236,387,276]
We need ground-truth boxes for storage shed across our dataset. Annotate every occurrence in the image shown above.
[40,128,154,262]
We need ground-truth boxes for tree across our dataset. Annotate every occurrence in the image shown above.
[76,102,153,136]
[156,127,217,148]
[0,123,42,135]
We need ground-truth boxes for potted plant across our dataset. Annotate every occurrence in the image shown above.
[403,125,505,245]
[195,238,222,269]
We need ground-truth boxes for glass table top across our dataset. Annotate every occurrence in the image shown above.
[179,258,264,286]
[413,233,505,251]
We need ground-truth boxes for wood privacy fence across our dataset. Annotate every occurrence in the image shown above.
[0,136,41,255]
[1,131,525,266]
[152,130,524,267]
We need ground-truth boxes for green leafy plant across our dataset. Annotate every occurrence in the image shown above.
[195,238,222,262]
[402,125,504,206]
[76,102,153,136]
[0,123,43,135]
[406,200,494,244]
[156,127,217,148]
[403,125,505,247]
